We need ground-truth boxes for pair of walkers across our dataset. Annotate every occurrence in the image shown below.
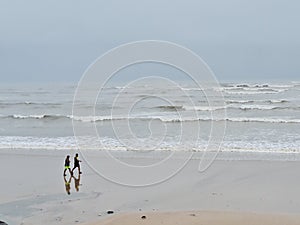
[64,153,82,176]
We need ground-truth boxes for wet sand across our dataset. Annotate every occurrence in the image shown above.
[1,149,300,224]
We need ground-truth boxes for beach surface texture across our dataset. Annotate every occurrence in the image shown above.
[86,211,300,225]
[1,149,300,224]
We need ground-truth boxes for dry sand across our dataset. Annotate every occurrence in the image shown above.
[87,211,300,225]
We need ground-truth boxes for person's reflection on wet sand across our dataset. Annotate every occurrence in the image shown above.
[73,174,81,192]
[64,176,72,195]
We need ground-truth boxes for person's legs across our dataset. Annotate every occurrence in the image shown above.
[72,165,78,174]
[68,168,73,175]
[65,166,72,176]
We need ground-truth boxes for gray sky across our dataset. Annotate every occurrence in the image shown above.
[0,0,299,83]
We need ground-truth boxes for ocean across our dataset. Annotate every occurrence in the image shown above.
[0,81,299,155]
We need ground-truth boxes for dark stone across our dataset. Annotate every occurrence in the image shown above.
[141,215,147,219]
[107,210,114,214]
[0,221,8,225]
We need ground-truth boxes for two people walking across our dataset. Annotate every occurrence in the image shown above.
[63,153,82,195]
[64,153,82,176]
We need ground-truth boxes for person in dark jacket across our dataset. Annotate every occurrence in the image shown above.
[72,153,82,174]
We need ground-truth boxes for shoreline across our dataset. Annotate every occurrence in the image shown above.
[1,148,300,162]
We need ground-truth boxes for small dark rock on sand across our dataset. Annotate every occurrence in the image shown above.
[107,210,114,214]
[141,215,147,219]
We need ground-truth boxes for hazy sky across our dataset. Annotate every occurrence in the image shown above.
[0,0,299,83]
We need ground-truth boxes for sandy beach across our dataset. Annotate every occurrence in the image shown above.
[86,211,300,225]
[1,149,300,224]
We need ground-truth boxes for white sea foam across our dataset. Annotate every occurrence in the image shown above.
[224,117,300,123]
[12,114,48,119]
[226,100,255,104]
[0,135,299,153]
[183,105,226,111]
[237,105,281,110]
[2,113,300,124]
[224,89,287,95]
[226,99,288,104]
